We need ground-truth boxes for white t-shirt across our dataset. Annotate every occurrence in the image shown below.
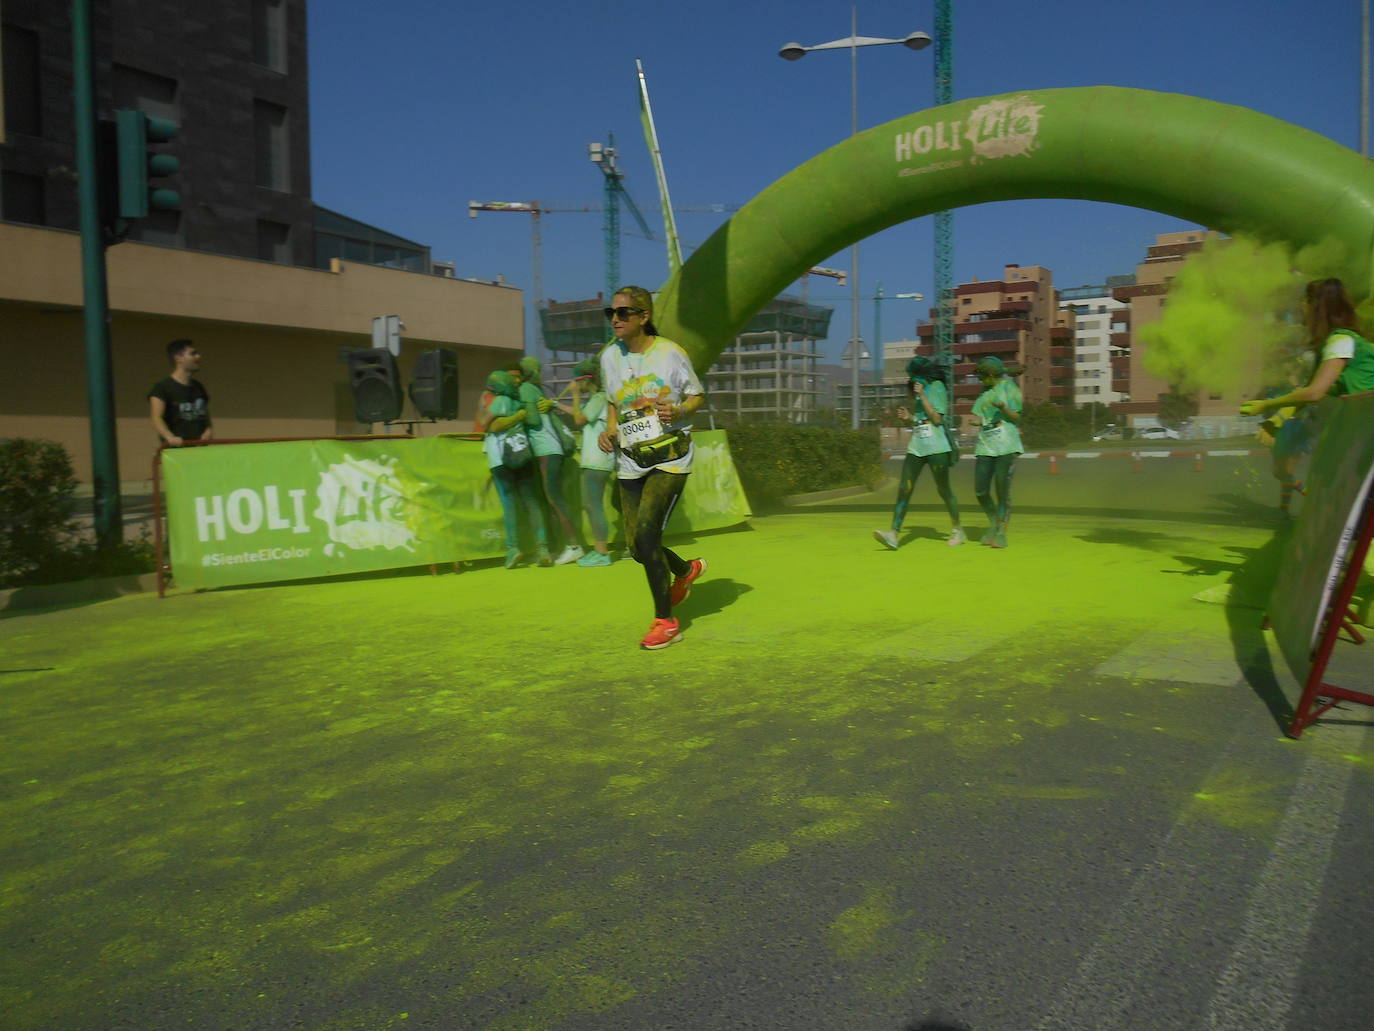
[1323,332,1357,361]
[906,380,952,458]
[599,336,704,479]
[577,392,615,472]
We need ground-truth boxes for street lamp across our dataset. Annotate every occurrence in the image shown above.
[870,283,922,425]
[779,8,932,429]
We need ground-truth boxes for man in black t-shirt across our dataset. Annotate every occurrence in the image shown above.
[148,338,213,446]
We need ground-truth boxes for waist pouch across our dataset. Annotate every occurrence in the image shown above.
[626,430,691,469]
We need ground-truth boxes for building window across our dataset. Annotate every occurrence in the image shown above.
[257,219,291,262]
[254,100,291,191]
[1,170,45,225]
[2,23,42,136]
[252,0,288,72]
[112,64,178,122]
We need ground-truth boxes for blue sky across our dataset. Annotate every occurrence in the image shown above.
[308,0,1366,362]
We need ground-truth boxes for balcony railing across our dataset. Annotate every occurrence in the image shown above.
[1049,345,1073,359]
[953,339,1018,357]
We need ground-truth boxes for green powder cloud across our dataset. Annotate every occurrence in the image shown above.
[1138,234,1350,395]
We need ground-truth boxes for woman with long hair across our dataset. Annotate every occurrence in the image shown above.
[481,370,548,568]
[873,355,965,550]
[1241,277,1374,418]
[970,356,1023,549]
[597,285,707,650]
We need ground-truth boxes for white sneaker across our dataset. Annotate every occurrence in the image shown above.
[554,545,585,565]
[947,527,966,547]
[872,529,899,550]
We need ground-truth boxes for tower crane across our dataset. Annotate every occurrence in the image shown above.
[468,191,741,360]
[587,133,654,301]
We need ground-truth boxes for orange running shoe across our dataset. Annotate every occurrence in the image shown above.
[669,558,707,607]
[640,617,682,650]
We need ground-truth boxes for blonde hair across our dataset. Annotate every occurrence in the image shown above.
[613,284,658,336]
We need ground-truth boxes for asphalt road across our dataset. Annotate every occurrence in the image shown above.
[3,454,1371,1030]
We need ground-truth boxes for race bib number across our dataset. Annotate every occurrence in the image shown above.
[617,408,663,448]
[914,422,935,439]
[981,423,1007,444]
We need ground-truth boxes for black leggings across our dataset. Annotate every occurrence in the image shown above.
[890,452,960,531]
[974,454,1018,526]
[619,471,691,619]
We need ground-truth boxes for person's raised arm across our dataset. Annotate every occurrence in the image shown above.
[1241,358,1348,415]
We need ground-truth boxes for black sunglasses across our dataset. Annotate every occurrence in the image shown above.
[604,306,645,321]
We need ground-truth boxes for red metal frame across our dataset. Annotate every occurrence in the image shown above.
[1288,492,1374,738]
[149,435,418,598]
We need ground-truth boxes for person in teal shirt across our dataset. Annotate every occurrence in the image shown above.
[481,370,548,568]
[1241,277,1374,419]
[518,355,584,565]
[971,356,1023,549]
[873,356,964,550]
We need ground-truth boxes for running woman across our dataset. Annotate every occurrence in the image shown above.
[597,285,707,650]
[1241,277,1374,417]
[873,355,965,550]
[970,356,1023,549]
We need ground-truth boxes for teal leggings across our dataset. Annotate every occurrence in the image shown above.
[891,451,960,531]
[974,454,1018,526]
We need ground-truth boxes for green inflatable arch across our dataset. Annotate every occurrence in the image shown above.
[654,86,1374,371]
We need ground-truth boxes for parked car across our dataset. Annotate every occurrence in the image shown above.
[1138,426,1180,440]
[1091,426,1125,442]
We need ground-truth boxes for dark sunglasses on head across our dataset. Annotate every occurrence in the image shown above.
[604,306,645,321]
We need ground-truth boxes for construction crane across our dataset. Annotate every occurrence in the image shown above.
[469,192,740,359]
[587,133,654,300]
[932,0,954,383]
[467,200,598,360]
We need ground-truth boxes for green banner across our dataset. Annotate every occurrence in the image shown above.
[162,432,750,591]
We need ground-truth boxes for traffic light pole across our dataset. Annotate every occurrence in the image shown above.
[72,0,123,548]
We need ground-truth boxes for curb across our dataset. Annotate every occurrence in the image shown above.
[782,484,872,506]
[1,572,160,613]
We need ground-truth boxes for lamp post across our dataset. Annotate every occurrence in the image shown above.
[872,283,923,423]
[780,7,931,429]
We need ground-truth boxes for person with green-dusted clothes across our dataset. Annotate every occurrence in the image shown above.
[873,356,964,550]
[971,356,1023,550]
[482,370,548,569]
[518,355,584,566]
[567,357,616,566]
[1241,278,1374,421]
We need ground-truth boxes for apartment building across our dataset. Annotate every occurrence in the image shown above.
[1059,279,1132,407]
[913,264,1073,414]
[1111,230,1255,432]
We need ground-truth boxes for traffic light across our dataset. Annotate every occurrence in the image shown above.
[114,108,180,219]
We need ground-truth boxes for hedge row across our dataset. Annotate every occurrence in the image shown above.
[723,423,884,508]
[0,439,153,589]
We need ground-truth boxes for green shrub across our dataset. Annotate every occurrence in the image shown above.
[0,439,156,589]
[725,423,883,508]
[1018,403,1075,450]
[1,438,80,585]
